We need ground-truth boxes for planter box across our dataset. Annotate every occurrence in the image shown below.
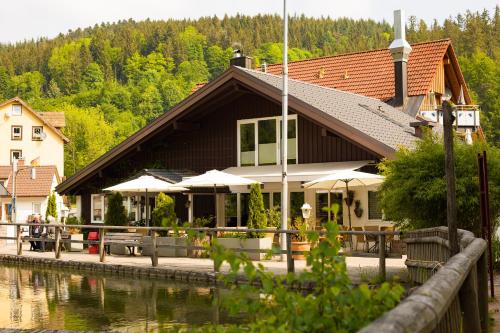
[141,236,187,257]
[291,241,311,260]
[64,233,84,252]
[217,237,273,261]
[188,235,210,258]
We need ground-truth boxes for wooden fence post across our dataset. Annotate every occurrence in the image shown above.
[286,232,294,273]
[99,228,105,263]
[55,226,61,259]
[459,265,481,333]
[378,234,386,281]
[16,224,22,256]
[151,231,158,267]
[477,252,489,333]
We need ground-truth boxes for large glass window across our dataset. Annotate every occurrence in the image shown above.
[281,119,297,164]
[92,195,103,222]
[240,193,250,226]
[262,193,270,210]
[238,116,297,166]
[225,194,237,227]
[272,193,281,209]
[368,191,383,220]
[240,123,255,166]
[258,119,277,165]
[290,192,305,221]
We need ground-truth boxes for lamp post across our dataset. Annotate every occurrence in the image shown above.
[11,158,36,224]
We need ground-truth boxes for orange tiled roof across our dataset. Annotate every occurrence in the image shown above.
[0,166,10,180]
[266,39,451,101]
[3,165,59,197]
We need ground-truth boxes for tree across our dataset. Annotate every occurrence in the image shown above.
[206,45,232,79]
[0,66,12,100]
[247,183,268,237]
[175,26,207,62]
[378,131,500,235]
[10,71,45,101]
[81,63,104,90]
[136,84,164,122]
[45,192,58,221]
[152,192,177,228]
[105,192,127,226]
[176,60,209,87]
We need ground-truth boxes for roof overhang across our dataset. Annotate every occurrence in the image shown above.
[56,67,395,195]
[224,161,372,183]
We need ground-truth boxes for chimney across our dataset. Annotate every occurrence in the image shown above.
[230,49,253,69]
[389,9,412,107]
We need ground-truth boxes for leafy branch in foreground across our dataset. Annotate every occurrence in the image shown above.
[177,222,404,332]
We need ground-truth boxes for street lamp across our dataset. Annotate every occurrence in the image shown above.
[11,158,36,223]
[301,203,312,220]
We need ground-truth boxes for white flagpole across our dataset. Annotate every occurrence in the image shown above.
[280,0,289,261]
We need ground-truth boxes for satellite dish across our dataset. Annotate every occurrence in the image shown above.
[40,132,47,140]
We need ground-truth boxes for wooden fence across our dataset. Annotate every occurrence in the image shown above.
[0,222,399,280]
[360,227,488,333]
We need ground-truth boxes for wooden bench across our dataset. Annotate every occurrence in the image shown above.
[104,233,143,255]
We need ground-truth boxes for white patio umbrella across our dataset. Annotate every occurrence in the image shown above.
[303,170,384,228]
[103,175,187,226]
[175,170,259,223]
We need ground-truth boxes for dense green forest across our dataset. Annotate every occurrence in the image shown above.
[0,8,498,176]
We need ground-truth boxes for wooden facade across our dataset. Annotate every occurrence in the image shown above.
[77,92,379,224]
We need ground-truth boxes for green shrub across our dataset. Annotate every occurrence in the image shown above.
[200,221,405,332]
[247,183,267,238]
[152,192,177,228]
[65,216,82,225]
[265,206,281,228]
[45,192,58,221]
[378,131,500,235]
[104,192,127,226]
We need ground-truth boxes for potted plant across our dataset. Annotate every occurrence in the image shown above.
[218,185,273,261]
[291,216,312,260]
[104,192,129,254]
[142,193,186,257]
[344,190,355,207]
[64,216,84,251]
[187,216,213,258]
[354,200,363,218]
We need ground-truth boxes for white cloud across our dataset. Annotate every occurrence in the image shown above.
[0,0,497,43]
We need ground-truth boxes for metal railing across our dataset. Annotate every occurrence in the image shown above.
[360,227,488,333]
[0,222,400,280]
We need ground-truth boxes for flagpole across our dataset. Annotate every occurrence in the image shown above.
[280,0,289,261]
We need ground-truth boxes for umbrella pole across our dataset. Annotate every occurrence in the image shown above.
[145,189,149,228]
[345,182,352,229]
[213,184,217,227]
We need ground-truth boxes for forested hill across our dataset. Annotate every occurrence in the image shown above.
[0,9,498,176]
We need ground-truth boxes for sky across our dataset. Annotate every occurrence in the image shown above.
[0,0,497,43]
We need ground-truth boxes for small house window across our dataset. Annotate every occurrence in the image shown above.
[32,126,43,141]
[32,203,41,215]
[224,194,237,227]
[11,126,22,140]
[368,191,383,220]
[10,150,22,164]
[11,104,22,116]
[92,194,105,223]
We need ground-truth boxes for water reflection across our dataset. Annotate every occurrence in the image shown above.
[0,265,236,332]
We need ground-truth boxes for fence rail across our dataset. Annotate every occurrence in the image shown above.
[0,222,399,279]
[360,227,488,333]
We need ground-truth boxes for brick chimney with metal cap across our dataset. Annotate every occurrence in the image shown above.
[389,9,412,108]
[229,49,253,69]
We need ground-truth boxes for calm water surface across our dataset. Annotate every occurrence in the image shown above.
[0,265,238,332]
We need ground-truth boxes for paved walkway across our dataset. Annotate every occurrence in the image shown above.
[489,275,500,332]
[0,243,407,284]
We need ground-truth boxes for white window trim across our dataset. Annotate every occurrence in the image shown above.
[32,202,41,215]
[237,115,298,167]
[11,104,22,116]
[91,194,105,224]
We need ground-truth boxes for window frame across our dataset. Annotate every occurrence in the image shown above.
[10,150,22,164]
[32,126,44,141]
[11,125,22,140]
[32,202,41,215]
[237,115,298,167]
[368,191,383,220]
[91,194,106,224]
[11,104,22,116]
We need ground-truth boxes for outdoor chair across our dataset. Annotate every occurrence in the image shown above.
[340,225,352,250]
[380,226,395,253]
[363,226,380,253]
[352,227,367,252]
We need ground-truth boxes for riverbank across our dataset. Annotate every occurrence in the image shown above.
[0,243,407,285]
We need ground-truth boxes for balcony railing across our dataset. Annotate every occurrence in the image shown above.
[419,104,481,129]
